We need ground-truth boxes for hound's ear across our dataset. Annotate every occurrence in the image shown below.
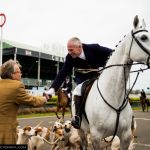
[133,15,139,28]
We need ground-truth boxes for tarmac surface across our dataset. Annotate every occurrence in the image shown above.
[18,110,150,150]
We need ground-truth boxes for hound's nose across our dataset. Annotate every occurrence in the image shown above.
[65,128,70,133]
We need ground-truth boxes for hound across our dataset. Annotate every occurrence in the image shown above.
[63,120,82,150]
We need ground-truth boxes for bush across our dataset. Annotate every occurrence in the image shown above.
[18,108,32,115]
[17,105,58,115]
[45,107,56,112]
[47,96,58,103]
[130,97,140,102]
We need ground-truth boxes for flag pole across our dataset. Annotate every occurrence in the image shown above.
[0,13,6,66]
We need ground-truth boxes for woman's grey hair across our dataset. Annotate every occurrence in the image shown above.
[0,59,21,79]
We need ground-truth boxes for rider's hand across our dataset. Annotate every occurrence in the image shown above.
[62,88,67,91]
[44,88,55,96]
[43,92,50,101]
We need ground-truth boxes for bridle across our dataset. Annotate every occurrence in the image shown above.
[130,29,150,67]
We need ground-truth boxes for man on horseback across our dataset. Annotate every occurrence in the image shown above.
[45,37,113,129]
[61,76,72,102]
[140,89,146,99]
[140,89,148,112]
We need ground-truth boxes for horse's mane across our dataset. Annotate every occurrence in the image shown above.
[104,34,127,66]
[104,49,115,66]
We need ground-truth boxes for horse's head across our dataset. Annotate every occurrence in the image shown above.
[57,88,68,100]
[129,15,150,67]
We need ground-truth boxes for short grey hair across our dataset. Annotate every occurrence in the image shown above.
[0,59,21,79]
[68,37,82,47]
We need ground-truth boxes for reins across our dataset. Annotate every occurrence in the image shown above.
[75,62,149,74]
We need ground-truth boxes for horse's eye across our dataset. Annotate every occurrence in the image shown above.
[140,35,148,41]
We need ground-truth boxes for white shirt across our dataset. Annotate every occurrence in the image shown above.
[78,49,86,60]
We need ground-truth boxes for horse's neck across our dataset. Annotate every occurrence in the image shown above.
[107,41,131,65]
[106,45,131,75]
[99,43,132,104]
[58,90,67,100]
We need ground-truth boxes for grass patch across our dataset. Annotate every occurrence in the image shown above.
[17,112,55,118]
[17,105,148,119]
[132,107,141,110]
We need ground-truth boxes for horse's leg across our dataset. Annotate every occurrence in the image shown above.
[146,99,148,112]
[55,106,61,119]
[144,103,146,112]
[140,98,145,112]
[120,130,132,150]
[90,128,101,150]
[140,102,142,112]
[77,129,88,150]
[91,138,101,150]
[62,107,66,121]
[144,98,147,112]
[69,104,73,117]
[148,100,150,112]
[141,103,144,112]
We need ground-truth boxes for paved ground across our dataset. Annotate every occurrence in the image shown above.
[18,110,150,149]
[133,110,150,150]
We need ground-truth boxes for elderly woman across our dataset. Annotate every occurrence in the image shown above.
[0,59,47,144]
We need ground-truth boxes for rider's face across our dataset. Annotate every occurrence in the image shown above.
[67,43,82,58]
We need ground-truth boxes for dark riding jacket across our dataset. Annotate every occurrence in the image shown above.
[62,80,72,93]
[50,43,113,91]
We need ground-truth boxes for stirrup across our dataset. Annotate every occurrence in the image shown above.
[71,115,81,129]
[74,115,81,121]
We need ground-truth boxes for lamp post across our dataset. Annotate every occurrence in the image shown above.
[147,87,150,98]
[36,52,41,89]
[0,13,6,66]
[56,61,59,74]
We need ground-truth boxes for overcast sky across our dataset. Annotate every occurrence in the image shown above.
[0,0,150,90]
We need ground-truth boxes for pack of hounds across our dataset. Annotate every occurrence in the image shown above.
[17,118,137,150]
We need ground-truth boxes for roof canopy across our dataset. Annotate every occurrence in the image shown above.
[2,39,65,62]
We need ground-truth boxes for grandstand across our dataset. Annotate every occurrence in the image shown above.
[2,39,65,89]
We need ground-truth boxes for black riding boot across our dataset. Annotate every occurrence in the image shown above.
[71,95,82,129]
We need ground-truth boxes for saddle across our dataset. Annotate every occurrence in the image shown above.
[81,78,96,101]
[79,77,98,122]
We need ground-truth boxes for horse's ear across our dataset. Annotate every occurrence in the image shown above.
[142,19,146,29]
[133,15,139,28]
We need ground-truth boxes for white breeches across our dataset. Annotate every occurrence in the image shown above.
[72,83,83,96]
[68,93,71,98]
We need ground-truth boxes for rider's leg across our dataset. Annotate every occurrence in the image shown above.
[67,93,71,98]
[71,95,82,129]
[71,84,83,129]
[66,92,71,106]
